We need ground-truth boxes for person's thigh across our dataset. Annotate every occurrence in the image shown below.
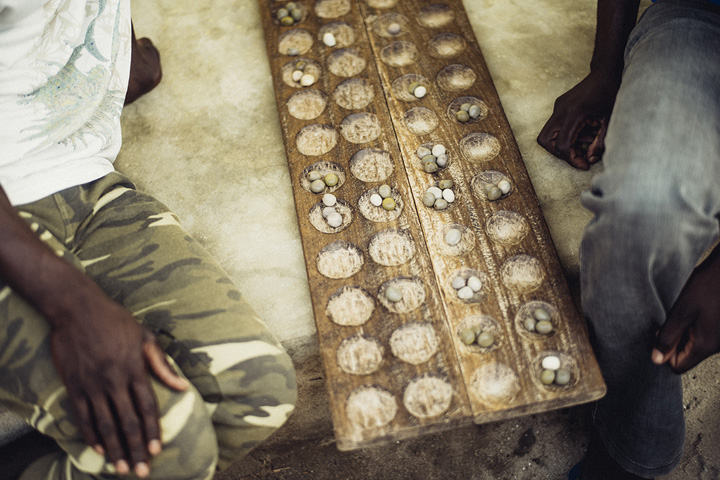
[68,173,297,468]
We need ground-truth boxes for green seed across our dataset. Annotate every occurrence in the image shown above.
[324,173,339,187]
[286,2,297,9]
[438,179,454,189]
[422,192,436,207]
[456,110,470,122]
[459,328,476,345]
[524,317,537,332]
[488,187,502,201]
[310,179,325,193]
[295,60,306,70]
[421,154,437,164]
[555,368,571,386]
[476,331,494,348]
[424,162,438,173]
[460,102,471,112]
[535,320,553,334]
[434,198,448,210]
[533,307,551,322]
[469,104,481,118]
[290,8,303,21]
[276,8,289,20]
[408,82,420,95]
[378,184,391,198]
[540,369,556,385]
[280,16,295,26]
[382,197,396,210]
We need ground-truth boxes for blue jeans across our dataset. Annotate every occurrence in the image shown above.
[580,0,720,477]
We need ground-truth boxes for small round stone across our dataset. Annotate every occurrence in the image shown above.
[456,110,470,122]
[533,307,551,322]
[286,2,297,8]
[324,173,339,186]
[434,198,448,210]
[427,186,442,199]
[484,183,496,195]
[436,154,448,167]
[387,22,401,35]
[555,368,572,386]
[431,144,446,156]
[323,32,337,47]
[310,179,326,193]
[300,73,315,86]
[476,331,494,348]
[413,85,427,98]
[292,70,303,82]
[541,355,561,371]
[457,286,474,299]
[295,60,306,70]
[487,186,502,201]
[276,8,289,19]
[540,369,556,385]
[308,170,322,182]
[280,16,295,26]
[445,228,462,246]
[424,162,438,173]
[385,285,403,302]
[370,193,383,206]
[378,184,391,198]
[422,191,436,207]
[327,212,343,227]
[535,320,553,335]
[451,276,466,290]
[421,154,437,164]
[407,82,420,95]
[438,179,454,190]
[417,146,431,158]
[382,197,396,210]
[322,193,337,207]
[291,8,303,21]
[498,179,512,194]
[467,276,482,292]
[322,206,336,218]
[468,104,481,119]
[524,317,537,332]
[459,328,476,345]
[460,103,471,112]
[442,188,455,203]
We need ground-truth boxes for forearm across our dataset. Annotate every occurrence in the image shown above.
[590,0,641,79]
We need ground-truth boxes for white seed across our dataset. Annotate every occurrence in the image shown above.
[292,70,303,82]
[445,228,462,246]
[323,32,336,47]
[310,179,325,193]
[322,193,337,207]
[468,104,481,118]
[541,355,561,371]
[387,22,401,35]
[416,146,431,158]
[322,206,336,218]
[457,286,474,300]
[442,188,455,203]
[385,285,403,302]
[432,144,446,156]
[413,85,427,98]
[327,212,343,227]
[300,73,315,86]
[436,154,448,167]
[498,179,511,194]
[467,276,482,292]
[427,186,442,199]
[451,276,466,289]
[370,193,383,206]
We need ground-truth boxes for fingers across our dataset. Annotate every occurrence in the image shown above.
[143,338,189,392]
[90,393,133,475]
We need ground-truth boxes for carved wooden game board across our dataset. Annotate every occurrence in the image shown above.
[258,0,606,450]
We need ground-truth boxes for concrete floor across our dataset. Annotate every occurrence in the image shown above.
[119,0,720,478]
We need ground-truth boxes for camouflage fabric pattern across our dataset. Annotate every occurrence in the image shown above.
[0,172,297,479]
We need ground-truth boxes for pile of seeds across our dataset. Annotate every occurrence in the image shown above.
[369,184,396,211]
[309,171,338,193]
[459,325,495,348]
[320,194,343,228]
[456,102,482,123]
[422,179,455,210]
[539,355,571,386]
[291,60,315,86]
[276,3,303,26]
[407,81,427,99]
[416,144,447,173]
[451,274,482,300]
[484,178,511,201]
[524,307,553,335]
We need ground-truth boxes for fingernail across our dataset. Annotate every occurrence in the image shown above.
[135,462,150,478]
[93,444,105,455]
[149,439,162,456]
[651,349,664,364]
[116,459,130,475]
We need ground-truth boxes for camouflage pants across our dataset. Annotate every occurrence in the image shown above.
[0,172,297,480]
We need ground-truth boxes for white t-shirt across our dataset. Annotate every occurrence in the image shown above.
[0,0,131,206]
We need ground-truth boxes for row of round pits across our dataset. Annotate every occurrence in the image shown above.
[404,107,438,135]
[282,58,321,88]
[537,352,576,389]
[378,277,425,313]
[315,0,350,18]
[437,64,477,92]
[471,362,520,406]
[457,315,499,351]
[309,193,352,232]
[358,186,403,222]
[392,74,430,102]
[275,2,305,26]
[450,96,487,123]
[296,124,338,156]
[327,48,366,77]
[380,41,418,67]
[374,12,408,37]
[516,301,558,339]
[278,29,313,56]
[287,89,327,120]
[334,78,374,110]
[319,22,355,48]
[326,286,375,326]
[349,148,393,182]
[500,254,545,293]
[368,229,415,267]
[337,334,384,375]
[428,33,466,58]
[417,4,454,28]
[422,180,455,210]
[450,269,485,302]
[317,241,364,279]
[390,322,439,365]
[486,210,529,246]
[340,112,381,144]
[460,133,500,163]
[439,223,474,256]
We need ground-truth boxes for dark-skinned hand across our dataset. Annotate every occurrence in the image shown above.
[537,71,620,169]
[50,283,188,478]
[652,245,720,374]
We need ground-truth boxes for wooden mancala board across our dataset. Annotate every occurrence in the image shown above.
[258,0,606,450]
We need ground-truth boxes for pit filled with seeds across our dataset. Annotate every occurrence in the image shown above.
[274,2,306,26]
[515,301,559,339]
[534,352,578,391]
[448,96,488,123]
[358,184,404,223]
[392,73,430,102]
[456,314,501,353]
[449,268,487,303]
[414,143,450,173]
[421,178,457,211]
[309,193,352,233]
[318,21,355,48]
[300,162,345,194]
[377,277,425,314]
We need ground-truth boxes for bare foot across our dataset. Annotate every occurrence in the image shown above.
[125,24,162,105]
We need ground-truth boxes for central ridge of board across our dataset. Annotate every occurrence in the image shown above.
[258,0,606,450]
